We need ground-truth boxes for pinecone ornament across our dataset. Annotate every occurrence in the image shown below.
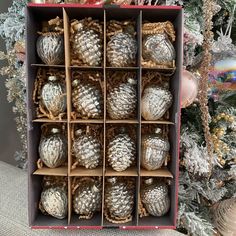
[107,32,137,67]
[105,177,134,222]
[36,33,64,65]
[141,85,173,120]
[107,78,137,119]
[107,129,136,172]
[73,178,102,219]
[72,22,102,66]
[40,186,68,219]
[143,33,175,66]
[141,178,170,217]
[40,76,66,118]
[141,128,170,170]
[39,127,67,168]
[72,129,101,169]
[72,79,103,119]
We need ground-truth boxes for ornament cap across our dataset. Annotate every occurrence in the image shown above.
[48,76,58,82]
[144,178,154,185]
[92,184,100,193]
[51,127,61,134]
[107,177,117,184]
[75,129,83,137]
[127,78,137,85]
[154,128,162,134]
[72,79,79,88]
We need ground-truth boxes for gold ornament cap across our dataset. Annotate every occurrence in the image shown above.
[48,76,58,82]
[75,129,83,137]
[144,178,154,185]
[107,177,117,184]
[72,79,79,88]
[51,127,61,134]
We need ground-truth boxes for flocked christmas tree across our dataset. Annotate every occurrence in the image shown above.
[0,0,235,235]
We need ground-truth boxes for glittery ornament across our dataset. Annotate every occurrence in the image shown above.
[213,198,236,236]
[72,79,103,119]
[141,128,170,171]
[36,34,64,65]
[107,78,137,119]
[141,178,170,217]
[141,85,173,120]
[107,33,137,67]
[105,177,134,222]
[72,22,102,66]
[73,177,102,219]
[72,129,101,169]
[143,34,175,66]
[107,129,135,172]
[40,76,66,117]
[40,186,68,219]
[39,127,67,168]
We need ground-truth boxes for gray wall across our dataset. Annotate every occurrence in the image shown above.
[0,0,21,166]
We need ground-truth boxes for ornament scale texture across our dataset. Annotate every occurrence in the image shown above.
[72,129,101,169]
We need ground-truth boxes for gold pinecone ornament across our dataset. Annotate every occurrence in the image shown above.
[105,177,135,223]
[141,178,170,217]
[107,78,137,119]
[40,177,68,220]
[107,129,136,172]
[107,32,137,67]
[72,129,102,169]
[73,177,102,219]
[40,76,66,118]
[141,128,170,170]
[213,198,236,236]
[71,20,102,66]
[72,79,103,119]
[38,127,67,168]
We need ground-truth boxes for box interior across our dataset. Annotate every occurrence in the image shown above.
[27,5,182,228]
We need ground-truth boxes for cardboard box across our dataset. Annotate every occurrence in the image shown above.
[27,3,183,229]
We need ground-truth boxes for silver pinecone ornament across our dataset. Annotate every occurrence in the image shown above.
[72,22,102,66]
[141,85,173,120]
[39,127,67,168]
[107,129,135,172]
[141,128,170,170]
[105,177,134,222]
[107,78,137,119]
[40,186,68,219]
[41,76,66,117]
[141,178,170,217]
[73,178,102,219]
[143,33,175,66]
[36,34,64,65]
[72,129,101,169]
[72,79,103,119]
[107,32,137,67]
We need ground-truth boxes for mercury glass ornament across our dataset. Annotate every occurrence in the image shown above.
[107,33,137,67]
[141,128,170,171]
[72,129,101,169]
[72,79,103,119]
[141,85,173,120]
[107,78,137,119]
[72,22,102,66]
[73,178,102,218]
[105,177,134,220]
[39,127,67,168]
[40,76,66,117]
[107,129,135,172]
[36,34,64,65]
[40,186,68,219]
[143,33,175,65]
[141,178,170,217]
